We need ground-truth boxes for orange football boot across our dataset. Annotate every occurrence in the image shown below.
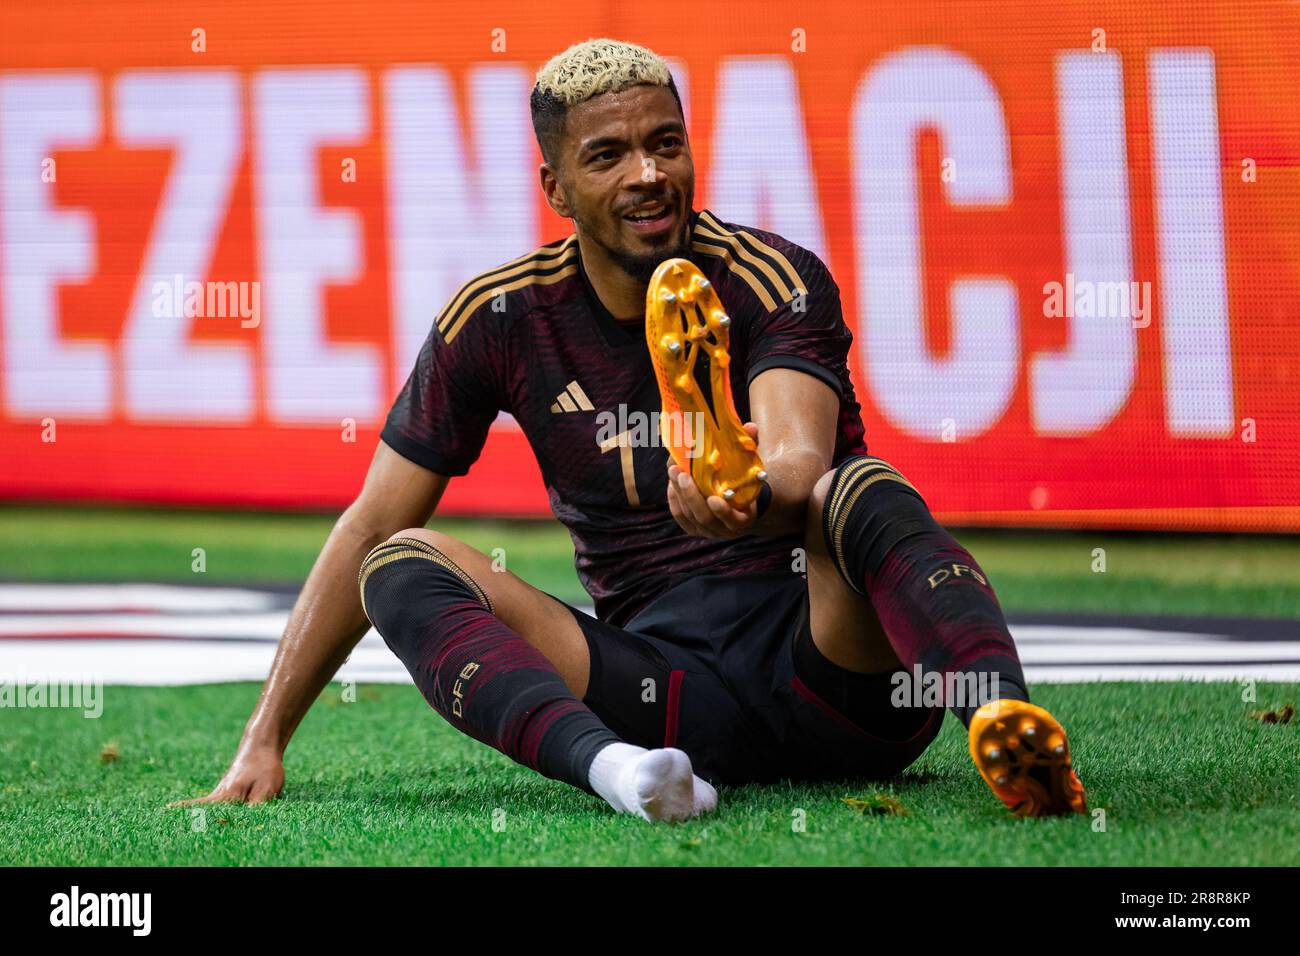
[968,699,1088,817]
[645,258,766,509]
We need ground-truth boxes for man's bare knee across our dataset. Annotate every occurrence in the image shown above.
[387,527,464,555]
[378,523,485,579]
[805,469,837,552]
[384,527,498,591]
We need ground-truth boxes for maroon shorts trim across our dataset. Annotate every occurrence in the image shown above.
[663,669,685,747]
[791,673,941,747]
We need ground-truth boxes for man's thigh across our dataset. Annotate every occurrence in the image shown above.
[386,529,591,696]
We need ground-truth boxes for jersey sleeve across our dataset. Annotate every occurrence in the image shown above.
[380,306,504,477]
[744,247,854,399]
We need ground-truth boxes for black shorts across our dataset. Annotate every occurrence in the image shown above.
[564,572,944,786]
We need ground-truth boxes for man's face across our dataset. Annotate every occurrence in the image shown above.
[547,84,695,283]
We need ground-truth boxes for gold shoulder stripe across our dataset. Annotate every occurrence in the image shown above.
[443,255,578,344]
[690,239,778,312]
[699,210,807,298]
[437,235,576,334]
[694,224,793,303]
[436,235,577,336]
[438,234,575,329]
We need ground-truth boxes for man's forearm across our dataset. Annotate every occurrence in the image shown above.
[239,512,392,753]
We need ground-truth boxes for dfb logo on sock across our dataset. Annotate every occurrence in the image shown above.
[927,563,988,589]
[451,661,481,718]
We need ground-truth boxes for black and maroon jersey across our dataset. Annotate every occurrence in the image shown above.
[381,208,869,626]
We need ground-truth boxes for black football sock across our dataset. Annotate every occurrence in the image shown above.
[821,456,1029,727]
[359,537,621,793]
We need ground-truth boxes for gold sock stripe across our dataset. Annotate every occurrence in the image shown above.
[690,239,779,312]
[827,460,920,585]
[827,457,881,515]
[436,237,578,341]
[355,539,424,583]
[822,460,882,586]
[831,472,919,583]
[442,257,578,344]
[384,536,494,611]
[826,461,897,581]
[827,457,898,519]
[698,210,806,295]
[357,537,494,623]
[829,460,920,525]
[357,549,428,622]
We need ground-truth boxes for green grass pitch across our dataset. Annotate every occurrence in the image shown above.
[2,681,1298,866]
[1,505,1298,865]
[4,505,1300,617]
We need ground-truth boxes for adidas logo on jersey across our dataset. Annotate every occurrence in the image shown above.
[550,380,595,414]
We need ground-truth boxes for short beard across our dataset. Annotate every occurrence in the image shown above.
[606,239,693,284]
[576,210,693,284]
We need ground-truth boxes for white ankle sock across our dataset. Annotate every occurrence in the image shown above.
[587,743,718,822]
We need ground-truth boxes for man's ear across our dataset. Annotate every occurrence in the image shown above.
[539,164,572,218]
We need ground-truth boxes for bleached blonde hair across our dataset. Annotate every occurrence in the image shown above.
[530,38,683,166]
[534,38,674,106]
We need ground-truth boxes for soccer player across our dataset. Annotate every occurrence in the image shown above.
[181,39,1085,821]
